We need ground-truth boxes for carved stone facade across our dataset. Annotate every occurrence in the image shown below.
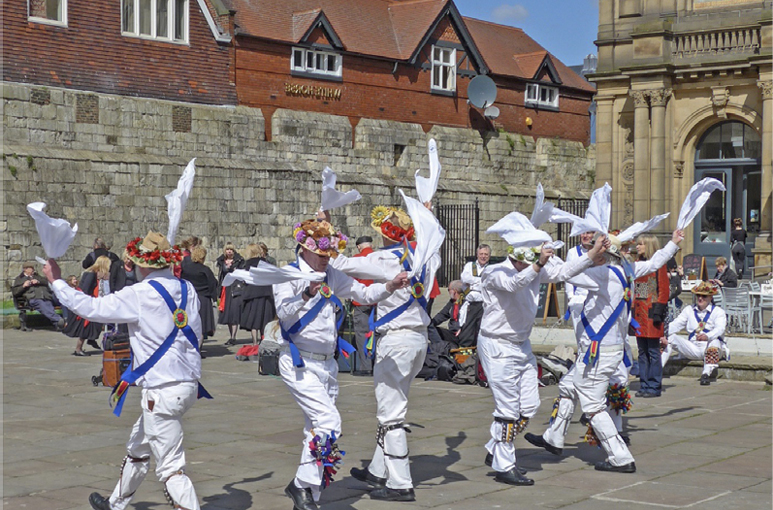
[592,0,772,275]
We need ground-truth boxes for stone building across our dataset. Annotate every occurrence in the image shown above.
[591,0,772,276]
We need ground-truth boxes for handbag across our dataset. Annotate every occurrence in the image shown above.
[218,286,226,312]
[231,281,245,298]
[648,303,668,325]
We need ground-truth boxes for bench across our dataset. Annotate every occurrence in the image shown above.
[12,293,61,331]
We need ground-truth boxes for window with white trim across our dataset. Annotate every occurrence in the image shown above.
[122,0,188,43]
[525,83,559,108]
[28,0,67,25]
[431,46,456,92]
[291,47,342,78]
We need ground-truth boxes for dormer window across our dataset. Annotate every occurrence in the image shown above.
[525,83,559,109]
[431,45,456,92]
[121,0,188,43]
[291,47,342,79]
[28,0,67,26]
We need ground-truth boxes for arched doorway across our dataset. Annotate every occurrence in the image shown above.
[694,120,761,278]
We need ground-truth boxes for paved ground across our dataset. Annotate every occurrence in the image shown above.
[2,327,772,510]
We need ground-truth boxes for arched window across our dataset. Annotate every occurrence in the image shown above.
[696,121,760,160]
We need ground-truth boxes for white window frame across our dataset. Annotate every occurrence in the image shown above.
[431,45,456,92]
[121,0,189,44]
[291,47,342,78]
[525,83,559,108]
[28,0,68,27]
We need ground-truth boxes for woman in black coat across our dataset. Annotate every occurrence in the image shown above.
[181,247,219,340]
[216,242,245,345]
[109,250,139,333]
[239,244,276,345]
[64,256,111,355]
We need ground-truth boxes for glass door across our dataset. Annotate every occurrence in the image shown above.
[694,168,732,278]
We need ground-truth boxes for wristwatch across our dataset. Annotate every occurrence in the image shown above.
[535,260,546,268]
[303,287,313,299]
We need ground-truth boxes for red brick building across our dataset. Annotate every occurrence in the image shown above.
[4,0,594,143]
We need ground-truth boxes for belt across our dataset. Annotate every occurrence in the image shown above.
[281,344,335,361]
[581,342,624,354]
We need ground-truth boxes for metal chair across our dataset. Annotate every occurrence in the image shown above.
[722,287,751,334]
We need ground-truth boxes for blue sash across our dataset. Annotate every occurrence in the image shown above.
[563,245,585,321]
[580,266,637,367]
[110,279,211,417]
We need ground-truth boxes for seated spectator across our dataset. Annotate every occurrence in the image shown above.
[181,246,219,341]
[12,262,64,330]
[710,256,737,288]
[81,237,119,269]
[430,280,477,348]
[661,281,729,386]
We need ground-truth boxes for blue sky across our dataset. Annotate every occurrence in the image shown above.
[454,0,599,67]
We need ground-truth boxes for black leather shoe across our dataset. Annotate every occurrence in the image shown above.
[284,481,318,510]
[620,434,631,446]
[524,433,562,456]
[87,339,101,350]
[350,467,386,488]
[224,339,236,346]
[495,468,534,486]
[89,492,111,510]
[700,374,711,386]
[709,367,719,381]
[580,413,591,426]
[370,487,416,501]
[595,461,636,473]
[485,453,527,474]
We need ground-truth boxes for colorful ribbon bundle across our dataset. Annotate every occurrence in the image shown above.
[548,397,561,425]
[309,432,345,489]
[606,383,633,414]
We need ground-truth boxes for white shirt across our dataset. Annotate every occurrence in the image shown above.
[52,268,202,388]
[479,254,593,343]
[668,304,727,342]
[567,241,679,350]
[565,244,589,313]
[333,249,441,334]
[461,260,487,302]
[273,256,391,355]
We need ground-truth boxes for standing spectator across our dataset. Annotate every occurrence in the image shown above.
[179,236,202,271]
[259,241,277,266]
[350,235,375,376]
[64,256,112,355]
[633,235,670,398]
[181,247,219,341]
[81,237,119,269]
[12,262,64,330]
[216,242,245,345]
[239,244,276,345]
[730,218,747,278]
[459,244,490,345]
[109,250,139,333]
[711,256,738,288]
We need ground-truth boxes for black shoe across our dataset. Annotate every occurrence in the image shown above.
[72,350,88,357]
[284,481,318,510]
[56,318,65,331]
[350,467,386,488]
[700,374,711,386]
[634,390,647,398]
[485,453,527,474]
[595,460,636,473]
[524,433,562,456]
[579,413,591,426]
[641,392,660,398]
[89,492,111,510]
[494,467,534,486]
[352,370,373,376]
[224,339,236,346]
[87,339,101,350]
[620,434,631,446]
[369,487,416,501]
[709,367,719,381]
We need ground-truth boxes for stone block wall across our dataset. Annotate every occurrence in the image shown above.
[2,81,595,298]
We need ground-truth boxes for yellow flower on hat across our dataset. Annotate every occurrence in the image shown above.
[371,205,392,227]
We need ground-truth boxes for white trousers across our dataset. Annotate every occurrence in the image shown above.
[367,329,427,490]
[279,352,341,502]
[478,335,540,472]
[663,336,728,376]
[608,341,632,432]
[109,381,199,510]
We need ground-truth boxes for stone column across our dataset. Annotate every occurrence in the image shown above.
[595,95,615,185]
[758,81,772,238]
[630,90,651,221]
[649,88,671,218]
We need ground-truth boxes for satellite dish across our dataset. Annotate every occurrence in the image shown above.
[467,75,497,109]
[484,106,500,119]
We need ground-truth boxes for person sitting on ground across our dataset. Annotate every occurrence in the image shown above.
[661,281,728,386]
[12,262,64,330]
[430,280,477,348]
[81,237,119,269]
[710,256,737,288]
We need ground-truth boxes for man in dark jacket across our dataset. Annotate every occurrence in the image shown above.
[12,262,63,329]
[430,280,477,347]
[81,237,120,269]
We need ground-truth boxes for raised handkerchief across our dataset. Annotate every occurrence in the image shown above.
[166,158,196,245]
[415,139,441,204]
[677,177,726,230]
[26,202,78,259]
[321,167,361,211]
[222,261,325,287]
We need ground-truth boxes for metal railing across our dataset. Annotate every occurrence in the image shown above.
[436,199,479,287]
[556,198,589,259]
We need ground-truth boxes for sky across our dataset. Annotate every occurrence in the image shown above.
[453,0,599,67]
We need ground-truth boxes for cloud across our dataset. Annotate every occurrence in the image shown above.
[491,4,529,23]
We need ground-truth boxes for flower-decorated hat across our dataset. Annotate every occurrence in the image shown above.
[508,245,541,263]
[691,281,719,296]
[126,231,183,269]
[371,206,415,243]
[293,219,348,258]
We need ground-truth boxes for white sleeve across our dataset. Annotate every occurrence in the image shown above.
[634,241,679,279]
[52,279,140,324]
[460,262,475,286]
[707,308,727,341]
[540,254,593,284]
[484,265,539,293]
[668,307,690,338]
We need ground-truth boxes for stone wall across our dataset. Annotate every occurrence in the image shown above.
[2,81,595,297]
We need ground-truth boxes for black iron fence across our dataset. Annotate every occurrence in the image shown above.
[556,197,589,259]
[436,199,479,287]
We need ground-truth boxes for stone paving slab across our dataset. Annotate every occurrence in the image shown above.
[2,328,771,509]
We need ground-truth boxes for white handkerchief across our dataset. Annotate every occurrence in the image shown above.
[26,202,78,259]
[221,261,325,287]
[677,177,726,230]
[415,139,441,204]
[570,183,611,237]
[488,211,554,248]
[618,213,670,243]
[530,183,555,228]
[166,158,196,245]
[321,167,362,211]
[399,189,445,279]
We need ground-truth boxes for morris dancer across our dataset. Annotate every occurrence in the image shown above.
[479,213,608,486]
[662,281,728,386]
[274,218,408,510]
[333,198,443,502]
[45,232,207,510]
